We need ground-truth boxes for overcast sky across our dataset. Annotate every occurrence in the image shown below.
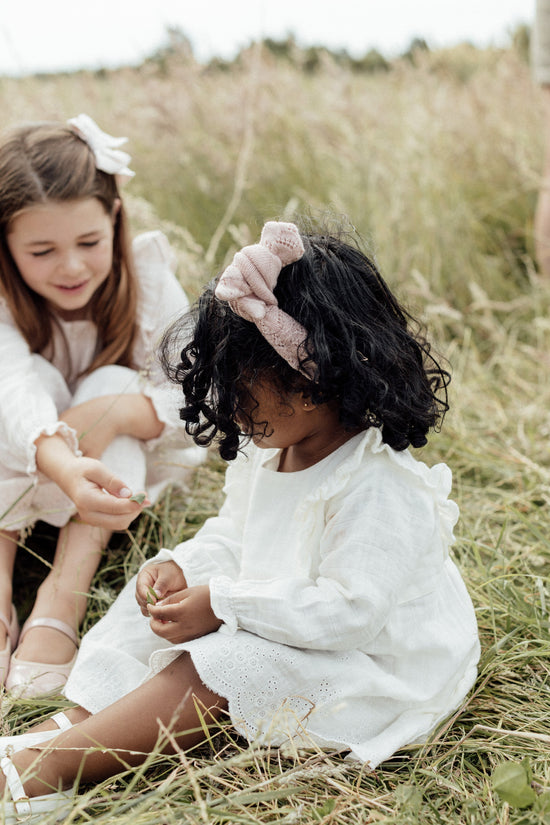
[0,0,534,76]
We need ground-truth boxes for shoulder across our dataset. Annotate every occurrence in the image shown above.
[132,230,177,274]
[0,296,18,327]
[330,430,458,544]
[348,428,452,489]
[132,231,189,327]
[224,443,267,486]
[318,428,456,515]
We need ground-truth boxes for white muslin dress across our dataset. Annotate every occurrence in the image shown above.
[65,428,480,768]
[0,230,204,533]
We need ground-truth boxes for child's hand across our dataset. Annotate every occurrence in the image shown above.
[135,561,187,616]
[34,432,148,529]
[66,456,149,529]
[147,585,222,643]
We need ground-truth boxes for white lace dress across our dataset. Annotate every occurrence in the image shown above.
[65,428,480,768]
[0,231,204,531]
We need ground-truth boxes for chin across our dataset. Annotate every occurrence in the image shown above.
[251,435,271,448]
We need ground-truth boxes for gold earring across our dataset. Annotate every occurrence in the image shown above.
[303,401,309,409]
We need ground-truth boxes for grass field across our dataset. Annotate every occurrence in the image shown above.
[2,34,550,823]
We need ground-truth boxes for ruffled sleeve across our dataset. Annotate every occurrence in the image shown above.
[0,299,81,477]
[130,231,192,440]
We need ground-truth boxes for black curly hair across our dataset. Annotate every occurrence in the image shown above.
[160,227,450,461]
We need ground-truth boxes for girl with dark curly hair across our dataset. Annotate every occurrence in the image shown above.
[0,220,479,821]
[166,220,451,461]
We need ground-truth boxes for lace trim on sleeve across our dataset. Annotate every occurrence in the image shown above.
[26,421,81,476]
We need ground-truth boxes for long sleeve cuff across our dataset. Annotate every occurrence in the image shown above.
[209,575,239,633]
[26,421,81,475]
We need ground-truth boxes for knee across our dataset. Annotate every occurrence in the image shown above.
[73,365,140,404]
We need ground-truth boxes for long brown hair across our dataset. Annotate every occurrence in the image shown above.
[0,121,138,373]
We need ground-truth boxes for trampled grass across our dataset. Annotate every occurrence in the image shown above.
[1,37,550,823]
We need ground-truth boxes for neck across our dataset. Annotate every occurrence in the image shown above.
[278,425,363,472]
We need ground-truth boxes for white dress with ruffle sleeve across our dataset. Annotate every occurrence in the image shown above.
[0,231,203,532]
[65,428,480,768]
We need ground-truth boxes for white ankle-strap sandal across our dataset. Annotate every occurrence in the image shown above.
[0,711,73,757]
[6,617,79,699]
[0,753,74,823]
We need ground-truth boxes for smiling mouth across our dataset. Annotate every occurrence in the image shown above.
[55,281,88,292]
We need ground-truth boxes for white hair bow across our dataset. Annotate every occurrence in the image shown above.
[67,113,135,179]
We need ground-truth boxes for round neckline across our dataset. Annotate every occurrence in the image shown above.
[261,431,365,475]
[55,315,94,326]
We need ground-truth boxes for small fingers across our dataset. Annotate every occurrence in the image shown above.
[76,504,142,530]
[148,595,187,623]
[96,468,133,499]
[81,490,149,521]
[136,570,154,610]
[84,461,150,504]
[148,616,180,642]
[153,564,186,599]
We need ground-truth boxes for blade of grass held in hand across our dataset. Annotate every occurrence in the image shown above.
[146,586,159,605]
[130,493,146,504]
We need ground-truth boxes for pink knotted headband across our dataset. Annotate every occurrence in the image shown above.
[215,221,313,375]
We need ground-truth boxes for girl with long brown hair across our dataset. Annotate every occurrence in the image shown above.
[0,114,202,698]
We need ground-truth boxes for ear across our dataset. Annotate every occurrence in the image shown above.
[301,395,315,412]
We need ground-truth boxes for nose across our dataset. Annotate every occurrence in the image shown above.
[57,249,86,279]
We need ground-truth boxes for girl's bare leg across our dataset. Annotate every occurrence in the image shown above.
[5,653,227,796]
[0,531,18,648]
[15,520,110,664]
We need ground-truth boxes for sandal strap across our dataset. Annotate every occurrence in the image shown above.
[51,711,72,732]
[0,755,31,815]
[20,618,78,647]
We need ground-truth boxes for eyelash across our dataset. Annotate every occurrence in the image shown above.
[31,240,100,257]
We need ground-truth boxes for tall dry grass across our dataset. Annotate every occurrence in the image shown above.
[1,40,550,823]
